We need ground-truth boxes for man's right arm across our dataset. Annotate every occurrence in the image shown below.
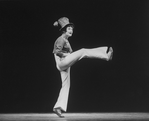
[55,38,64,57]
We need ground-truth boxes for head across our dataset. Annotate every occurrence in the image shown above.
[53,17,74,38]
[61,25,74,37]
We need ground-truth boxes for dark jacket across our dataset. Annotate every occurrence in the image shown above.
[53,36,73,58]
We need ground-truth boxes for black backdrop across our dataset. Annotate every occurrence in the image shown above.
[0,0,149,113]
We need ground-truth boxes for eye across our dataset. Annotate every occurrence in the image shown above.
[70,28,73,31]
[67,27,73,31]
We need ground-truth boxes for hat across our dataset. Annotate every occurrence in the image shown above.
[53,17,74,31]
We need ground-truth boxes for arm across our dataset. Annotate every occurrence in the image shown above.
[54,37,72,58]
[55,39,64,57]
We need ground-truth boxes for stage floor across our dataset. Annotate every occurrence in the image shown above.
[0,113,149,121]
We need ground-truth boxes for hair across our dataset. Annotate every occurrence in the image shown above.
[61,25,74,34]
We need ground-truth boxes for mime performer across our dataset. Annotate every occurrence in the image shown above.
[52,17,113,118]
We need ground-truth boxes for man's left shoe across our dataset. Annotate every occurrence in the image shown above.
[108,47,113,61]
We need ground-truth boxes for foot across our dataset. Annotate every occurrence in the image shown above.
[107,47,113,61]
[53,108,65,118]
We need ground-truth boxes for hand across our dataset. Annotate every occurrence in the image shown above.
[63,53,70,57]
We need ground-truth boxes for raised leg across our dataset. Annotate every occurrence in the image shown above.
[55,46,112,71]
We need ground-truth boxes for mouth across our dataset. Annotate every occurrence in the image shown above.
[67,32,73,36]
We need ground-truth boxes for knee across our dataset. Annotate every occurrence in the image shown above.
[80,48,86,54]
[79,48,88,58]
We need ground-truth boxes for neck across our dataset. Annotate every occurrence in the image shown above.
[62,33,69,40]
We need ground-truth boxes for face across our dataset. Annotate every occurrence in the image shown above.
[65,26,73,37]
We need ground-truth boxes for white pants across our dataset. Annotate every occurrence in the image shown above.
[53,47,109,112]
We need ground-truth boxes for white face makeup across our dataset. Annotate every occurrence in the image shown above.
[66,26,73,37]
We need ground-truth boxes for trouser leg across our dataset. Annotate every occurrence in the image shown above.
[58,46,109,71]
[53,67,70,112]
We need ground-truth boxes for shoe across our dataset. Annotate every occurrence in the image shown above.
[108,47,113,61]
[53,108,65,118]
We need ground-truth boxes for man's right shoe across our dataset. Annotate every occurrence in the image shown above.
[53,108,65,118]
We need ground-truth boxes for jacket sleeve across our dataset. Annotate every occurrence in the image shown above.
[55,38,65,57]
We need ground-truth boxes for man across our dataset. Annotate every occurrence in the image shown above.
[52,17,113,118]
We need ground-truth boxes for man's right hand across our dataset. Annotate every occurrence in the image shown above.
[63,53,70,57]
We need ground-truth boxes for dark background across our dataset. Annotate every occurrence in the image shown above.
[0,0,149,113]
